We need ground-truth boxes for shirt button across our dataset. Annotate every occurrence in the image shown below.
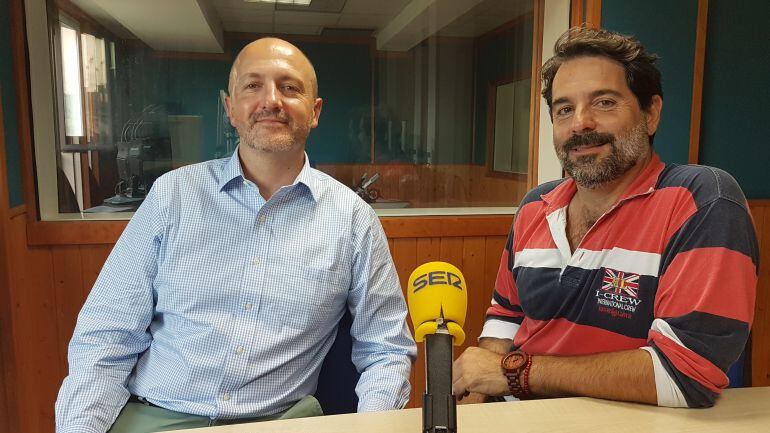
[251,257,260,266]
[222,393,231,401]
[235,346,244,355]
[245,302,253,311]
[259,215,267,223]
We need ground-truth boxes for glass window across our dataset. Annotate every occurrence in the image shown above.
[27,0,561,220]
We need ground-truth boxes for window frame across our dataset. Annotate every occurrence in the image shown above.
[23,0,567,222]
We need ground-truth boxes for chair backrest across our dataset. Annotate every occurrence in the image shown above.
[314,309,360,414]
[727,349,747,388]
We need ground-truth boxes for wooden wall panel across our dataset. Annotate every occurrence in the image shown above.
[0,87,16,433]
[52,246,84,370]
[460,237,487,347]
[6,214,61,433]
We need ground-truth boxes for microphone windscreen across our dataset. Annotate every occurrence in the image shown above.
[407,261,467,345]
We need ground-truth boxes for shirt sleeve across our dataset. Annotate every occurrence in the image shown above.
[480,226,524,341]
[647,197,758,408]
[347,205,417,412]
[55,185,166,433]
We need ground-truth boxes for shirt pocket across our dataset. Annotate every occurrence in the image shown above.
[262,264,347,331]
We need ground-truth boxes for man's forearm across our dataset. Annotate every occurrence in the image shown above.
[478,337,512,355]
[529,349,657,405]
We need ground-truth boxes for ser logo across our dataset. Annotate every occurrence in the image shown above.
[411,271,463,293]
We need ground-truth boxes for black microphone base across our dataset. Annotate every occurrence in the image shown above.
[423,333,457,433]
[422,392,457,433]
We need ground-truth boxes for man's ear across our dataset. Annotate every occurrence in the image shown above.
[645,95,663,135]
[311,98,323,129]
[224,94,236,128]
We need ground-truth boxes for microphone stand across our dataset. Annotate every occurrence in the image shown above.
[422,319,457,433]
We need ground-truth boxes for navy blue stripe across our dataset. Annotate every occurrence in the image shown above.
[649,342,718,408]
[485,314,523,325]
[659,198,759,276]
[663,311,749,372]
[492,290,523,313]
[656,164,747,211]
[515,265,657,339]
[505,229,514,271]
[518,178,566,208]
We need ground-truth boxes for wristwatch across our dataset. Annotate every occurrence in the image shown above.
[501,350,533,399]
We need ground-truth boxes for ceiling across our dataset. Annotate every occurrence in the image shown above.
[70,0,533,52]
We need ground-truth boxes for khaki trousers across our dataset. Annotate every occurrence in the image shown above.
[108,395,323,433]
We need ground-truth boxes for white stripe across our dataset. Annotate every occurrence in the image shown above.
[514,246,661,277]
[574,247,661,277]
[651,318,687,348]
[479,319,520,341]
[545,207,572,266]
[640,346,688,407]
[514,248,563,269]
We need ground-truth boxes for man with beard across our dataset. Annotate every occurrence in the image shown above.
[55,38,416,433]
[452,28,758,408]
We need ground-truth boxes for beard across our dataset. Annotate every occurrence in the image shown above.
[555,118,650,189]
[236,110,311,153]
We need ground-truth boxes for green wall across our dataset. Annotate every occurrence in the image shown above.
[602,0,698,165]
[699,0,770,198]
[122,39,372,164]
[0,0,24,207]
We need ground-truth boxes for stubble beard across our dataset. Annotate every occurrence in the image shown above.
[237,112,311,153]
[556,118,650,189]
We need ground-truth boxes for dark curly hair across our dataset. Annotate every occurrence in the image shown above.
[541,27,663,115]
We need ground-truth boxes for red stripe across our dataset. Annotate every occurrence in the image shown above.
[513,201,556,252]
[514,317,646,356]
[581,186,697,253]
[486,304,524,321]
[656,247,757,323]
[487,248,521,317]
[648,330,727,393]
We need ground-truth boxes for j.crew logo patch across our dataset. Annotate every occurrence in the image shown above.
[596,268,642,319]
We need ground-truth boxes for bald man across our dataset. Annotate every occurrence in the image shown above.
[55,38,417,433]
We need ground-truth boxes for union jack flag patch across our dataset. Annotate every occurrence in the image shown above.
[602,268,640,298]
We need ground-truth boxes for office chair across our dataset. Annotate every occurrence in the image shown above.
[315,309,360,414]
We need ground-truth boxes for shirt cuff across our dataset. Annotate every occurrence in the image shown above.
[640,346,688,407]
[358,395,399,412]
[479,318,520,341]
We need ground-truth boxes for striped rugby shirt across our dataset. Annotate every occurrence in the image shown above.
[481,152,758,408]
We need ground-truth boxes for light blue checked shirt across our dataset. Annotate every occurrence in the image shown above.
[55,149,416,433]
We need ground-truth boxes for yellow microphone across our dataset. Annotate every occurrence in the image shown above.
[407,261,468,433]
[407,261,468,345]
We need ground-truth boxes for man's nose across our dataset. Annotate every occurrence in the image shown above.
[571,106,596,133]
[260,82,282,110]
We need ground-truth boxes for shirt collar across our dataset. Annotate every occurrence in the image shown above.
[218,149,245,191]
[541,151,665,213]
[293,153,321,202]
[217,147,321,202]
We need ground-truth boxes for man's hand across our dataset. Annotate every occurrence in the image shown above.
[456,392,486,405]
[452,347,509,399]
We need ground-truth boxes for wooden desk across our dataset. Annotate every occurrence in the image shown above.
[179,387,770,433]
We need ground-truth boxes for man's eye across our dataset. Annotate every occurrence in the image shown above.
[597,99,616,108]
[556,106,573,116]
[283,85,299,92]
[245,82,260,90]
